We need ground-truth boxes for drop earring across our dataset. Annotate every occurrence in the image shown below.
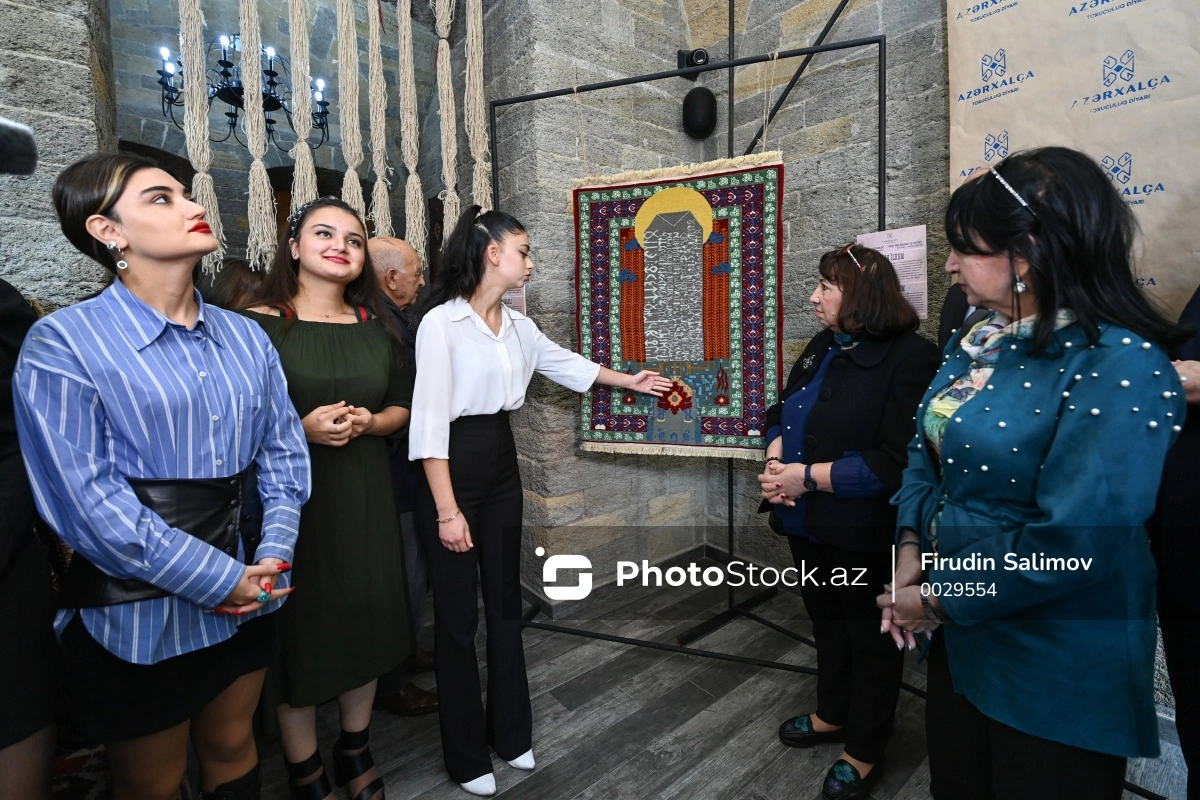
[1014,278,1027,294]
[107,241,129,270]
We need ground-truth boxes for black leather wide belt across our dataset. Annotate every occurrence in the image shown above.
[57,467,258,609]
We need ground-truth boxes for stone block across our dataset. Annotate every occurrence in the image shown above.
[2,3,90,63]
[0,163,58,219]
[2,108,106,167]
[685,0,749,50]
[647,490,695,525]
[774,115,854,159]
[0,218,108,308]
[646,525,700,563]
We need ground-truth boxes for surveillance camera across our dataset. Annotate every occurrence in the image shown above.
[677,48,710,81]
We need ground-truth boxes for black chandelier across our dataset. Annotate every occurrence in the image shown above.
[156,34,332,150]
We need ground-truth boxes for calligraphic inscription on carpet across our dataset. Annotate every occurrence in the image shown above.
[574,154,784,459]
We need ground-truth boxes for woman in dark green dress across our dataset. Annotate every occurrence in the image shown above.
[242,197,410,800]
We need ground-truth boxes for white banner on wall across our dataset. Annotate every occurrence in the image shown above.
[948,0,1200,320]
[858,225,929,319]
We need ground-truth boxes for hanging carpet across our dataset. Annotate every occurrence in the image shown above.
[574,153,783,459]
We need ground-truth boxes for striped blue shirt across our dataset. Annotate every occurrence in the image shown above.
[13,278,310,665]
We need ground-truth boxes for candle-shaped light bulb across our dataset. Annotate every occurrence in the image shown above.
[220,35,230,48]
[314,91,323,102]
[166,62,176,74]
[265,46,275,60]
[160,46,170,60]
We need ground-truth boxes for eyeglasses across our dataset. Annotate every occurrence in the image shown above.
[989,167,1038,219]
[838,243,865,272]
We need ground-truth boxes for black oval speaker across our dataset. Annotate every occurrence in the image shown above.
[682,86,717,140]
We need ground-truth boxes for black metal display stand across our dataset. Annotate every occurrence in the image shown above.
[486,3,1165,797]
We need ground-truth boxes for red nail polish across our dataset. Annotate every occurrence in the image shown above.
[276,562,291,571]
[263,582,272,593]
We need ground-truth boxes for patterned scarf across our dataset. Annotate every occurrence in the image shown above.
[925,310,1076,453]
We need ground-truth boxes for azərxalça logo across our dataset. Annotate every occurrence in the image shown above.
[1073,49,1171,111]
[1100,152,1165,207]
[957,48,1035,105]
[955,0,1019,23]
[957,131,1009,179]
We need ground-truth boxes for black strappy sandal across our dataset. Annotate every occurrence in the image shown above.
[332,726,386,800]
[285,750,333,800]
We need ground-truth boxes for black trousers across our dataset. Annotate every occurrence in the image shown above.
[417,412,531,783]
[788,535,903,763]
[925,632,1127,799]
[1159,585,1199,800]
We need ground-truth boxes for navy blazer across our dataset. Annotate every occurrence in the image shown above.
[761,328,940,553]
[895,320,1185,757]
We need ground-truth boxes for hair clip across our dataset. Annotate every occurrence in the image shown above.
[989,167,1038,218]
[837,242,865,272]
[288,195,340,238]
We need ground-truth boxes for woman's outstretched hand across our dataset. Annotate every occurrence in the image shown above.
[627,370,673,397]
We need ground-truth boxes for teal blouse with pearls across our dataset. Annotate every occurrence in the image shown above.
[894,318,1185,758]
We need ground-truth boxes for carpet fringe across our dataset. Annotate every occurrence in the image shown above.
[573,151,783,191]
[579,441,762,460]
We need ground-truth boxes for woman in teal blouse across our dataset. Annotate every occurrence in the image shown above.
[882,147,1187,799]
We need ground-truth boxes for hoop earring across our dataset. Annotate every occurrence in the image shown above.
[107,241,129,271]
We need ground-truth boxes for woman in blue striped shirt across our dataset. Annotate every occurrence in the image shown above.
[13,154,311,800]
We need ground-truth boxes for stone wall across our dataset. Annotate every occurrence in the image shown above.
[0,0,117,307]
[106,0,443,258]
[698,0,951,571]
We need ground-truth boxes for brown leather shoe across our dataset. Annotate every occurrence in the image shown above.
[377,682,438,717]
[405,648,435,673]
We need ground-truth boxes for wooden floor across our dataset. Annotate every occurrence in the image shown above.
[259,561,1189,800]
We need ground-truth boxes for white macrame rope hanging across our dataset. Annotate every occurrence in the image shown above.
[338,0,366,217]
[289,0,318,211]
[367,0,393,236]
[239,0,277,270]
[464,0,491,207]
[432,0,460,226]
[178,0,224,272]
[398,0,427,255]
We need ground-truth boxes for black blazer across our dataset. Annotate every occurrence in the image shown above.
[937,283,970,351]
[1148,284,1200,610]
[759,328,940,553]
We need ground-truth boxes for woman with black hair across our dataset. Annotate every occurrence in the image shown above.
[242,197,411,800]
[882,147,1188,799]
[15,153,309,800]
[761,244,939,799]
[409,205,671,796]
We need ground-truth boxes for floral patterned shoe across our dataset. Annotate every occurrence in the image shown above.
[822,757,884,799]
[777,714,847,748]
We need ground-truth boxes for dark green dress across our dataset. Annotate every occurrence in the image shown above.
[242,310,412,706]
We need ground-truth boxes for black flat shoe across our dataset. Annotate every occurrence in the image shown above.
[822,757,884,799]
[778,714,847,748]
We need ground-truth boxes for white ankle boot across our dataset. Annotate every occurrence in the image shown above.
[460,773,496,796]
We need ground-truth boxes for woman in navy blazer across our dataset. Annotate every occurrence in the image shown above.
[759,244,939,800]
[884,147,1188,799]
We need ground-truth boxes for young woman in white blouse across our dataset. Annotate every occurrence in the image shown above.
[410,206,669,796]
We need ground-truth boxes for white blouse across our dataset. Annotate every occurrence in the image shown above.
[409,297,602,460]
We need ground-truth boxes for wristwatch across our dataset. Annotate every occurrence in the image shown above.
[921,590,950,624]
[803,463,818,492]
